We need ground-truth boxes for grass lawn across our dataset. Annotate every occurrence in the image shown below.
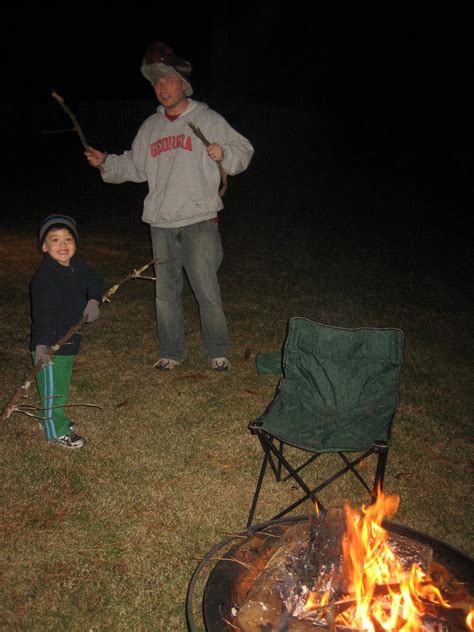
[0,106,472,630]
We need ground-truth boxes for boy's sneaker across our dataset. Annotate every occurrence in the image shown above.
[211,357,231,371]
[154,358,180,370]
[50,433,86,450]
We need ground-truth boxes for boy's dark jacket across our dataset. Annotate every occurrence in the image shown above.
[30,254,103,355]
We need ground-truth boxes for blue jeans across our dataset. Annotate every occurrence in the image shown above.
[150,220,229,362]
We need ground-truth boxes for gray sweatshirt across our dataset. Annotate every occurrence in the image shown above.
[101,100,254,228]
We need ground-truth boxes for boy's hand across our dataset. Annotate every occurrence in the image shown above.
[85,147,106,168]
[35,345,50,367]
[83,299,100,323]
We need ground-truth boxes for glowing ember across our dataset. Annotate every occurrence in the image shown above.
[467,610,474,631]
[303,490,474,631]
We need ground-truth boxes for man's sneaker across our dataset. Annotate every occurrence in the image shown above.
[50,433,86,450]
[154,358,180,370]
[211,357,231,371]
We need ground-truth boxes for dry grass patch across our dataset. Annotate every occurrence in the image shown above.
[1,217,472,630]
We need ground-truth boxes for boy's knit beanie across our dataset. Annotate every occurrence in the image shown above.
[39,214,79,245]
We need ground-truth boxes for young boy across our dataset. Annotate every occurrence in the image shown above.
[30,214,103,449]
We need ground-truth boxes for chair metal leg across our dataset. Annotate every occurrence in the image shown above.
[338,449,375,494]
[281,452,320,482]
[248,431,390,525]
[247,452,269,528]
[262,433,325,516]
[372,443,388,500]
[261,436,281,481]
[248,433,326,525]
[272,487,325,520]
[280,450,378,517]
[276,440,283,482]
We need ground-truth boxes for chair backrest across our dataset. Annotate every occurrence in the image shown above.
[261,318,404,451]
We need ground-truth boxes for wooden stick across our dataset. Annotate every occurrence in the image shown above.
[195,556,251,570]
[188,122,228,196]
[0,257,165,424]
[51,91,89,150]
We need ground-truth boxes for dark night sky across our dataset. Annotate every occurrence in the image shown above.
[0,5,470,254]
[2,4,466,118]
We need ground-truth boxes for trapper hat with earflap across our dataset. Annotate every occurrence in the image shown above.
[141,41,193,96]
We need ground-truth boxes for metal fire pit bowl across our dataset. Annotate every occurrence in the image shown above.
[186,515,474,632]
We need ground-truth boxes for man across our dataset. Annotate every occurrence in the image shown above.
[85,42,254,370]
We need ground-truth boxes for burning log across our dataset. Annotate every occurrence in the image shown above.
[286,621,335,631]
[235,519,317,631]
[235,509,377,630]
[386,531,433,573]
[291,508,347,624]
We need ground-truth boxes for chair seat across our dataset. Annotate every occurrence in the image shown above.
[250,417,386,453]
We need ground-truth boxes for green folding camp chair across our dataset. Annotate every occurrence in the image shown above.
[247,318,404,527]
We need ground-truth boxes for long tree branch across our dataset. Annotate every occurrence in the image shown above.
[0,257,166,424]
[14,403,103,420]
[188,122,228,196]
[51,91,89,150]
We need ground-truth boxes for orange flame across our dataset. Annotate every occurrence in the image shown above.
[305,588,330,611]
[338,490,452,631]
[302,492,473,629]
[467,609,474,630]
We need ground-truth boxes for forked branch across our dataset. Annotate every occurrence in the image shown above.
[52,91,89,150]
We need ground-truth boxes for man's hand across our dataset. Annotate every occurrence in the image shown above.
[83,299,100,323]
[207,143,224,162]
[35,345,50,367]
[85,147,106,168]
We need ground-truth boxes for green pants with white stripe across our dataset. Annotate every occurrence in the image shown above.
[33,354,75,440]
